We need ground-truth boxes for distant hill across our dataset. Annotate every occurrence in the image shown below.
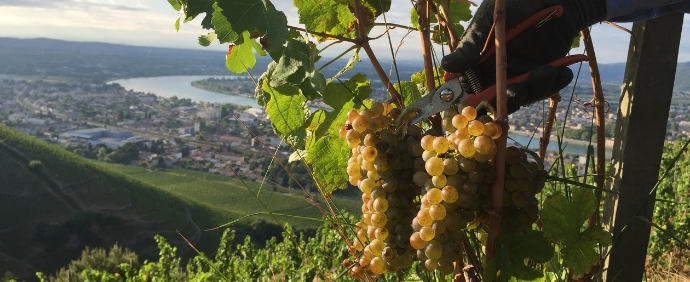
[0,126,355,281]
[569,61,690,96]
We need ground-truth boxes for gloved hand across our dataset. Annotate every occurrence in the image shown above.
[441,0,607,114]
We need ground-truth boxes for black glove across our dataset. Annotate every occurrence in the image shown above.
[441,0,607,114]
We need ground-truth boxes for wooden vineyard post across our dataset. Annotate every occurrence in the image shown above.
[602,13,684,282]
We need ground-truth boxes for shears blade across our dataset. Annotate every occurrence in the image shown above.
[406,78,466,125]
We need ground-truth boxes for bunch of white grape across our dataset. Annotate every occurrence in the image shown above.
[342,102,417,278]
[500,146,545,229]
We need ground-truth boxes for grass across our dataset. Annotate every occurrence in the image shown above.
[0,126,360,279]
[104,164,362,228]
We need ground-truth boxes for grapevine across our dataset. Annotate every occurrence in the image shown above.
[168,0,613,280]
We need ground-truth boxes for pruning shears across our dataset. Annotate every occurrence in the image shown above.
[405,5,590,125]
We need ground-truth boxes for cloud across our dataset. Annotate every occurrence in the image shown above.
[0,0,147,11]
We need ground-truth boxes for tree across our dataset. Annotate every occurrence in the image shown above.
[97,147,108,161]
[29,160,44,172]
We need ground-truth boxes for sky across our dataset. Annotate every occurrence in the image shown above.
[0,0,688,64]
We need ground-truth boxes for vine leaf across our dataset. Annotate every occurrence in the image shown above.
[541,188,612,279]
[225,32,266,74]
[271,37,326,100]
[394,81,423,107]
[265,83,310,137]
[295,0,357,42]
[309,74,371,144]
[198,32,217,46]
[211,0,287,52]
[305,135,350,193]
[485,230,554,281]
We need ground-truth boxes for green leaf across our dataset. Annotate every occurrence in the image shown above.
[175,18,181,32]
[540,188,612,279]
[485,230,554,282]
[225,32,266,74]
[447,1,472,22]
[198,32,217,46]
[255,62,277,107]
[180,0,215,29]
[167,0,181,11]
[210,0,287,52]
[288,150,308,163]
[394,81,423,107]
[271,37,326,100]
[294,0,357,42]
[305,135,350,193]
[328,47,361,83]
[265,83,310,137]
[323,73,371,110]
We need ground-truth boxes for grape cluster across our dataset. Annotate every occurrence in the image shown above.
[342,102,417,277]
[501,146,545,229]
[340,101,545,279]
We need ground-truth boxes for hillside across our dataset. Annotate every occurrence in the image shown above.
[0,126,359,281]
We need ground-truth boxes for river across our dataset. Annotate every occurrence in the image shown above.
[109,75,611,157]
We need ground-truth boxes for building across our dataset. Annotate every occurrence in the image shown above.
[680,121,690,132]
[237,112,256,125]
[198,108,220,120]
[140,96,156,104]
[178,126,194,135]
[8,113,27,121]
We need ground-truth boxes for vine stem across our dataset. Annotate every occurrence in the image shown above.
[484,0,508,268]
[417,0,442,132]
[539,94,561,159]
[579,28,607,282]
[352,0,404,108]
[436,0,460,50]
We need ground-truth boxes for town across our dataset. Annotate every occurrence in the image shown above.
[1,77,689,185]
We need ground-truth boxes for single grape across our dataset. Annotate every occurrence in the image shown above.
[407,125,422,138]
[411,217,422,232]
[510,163,529,179]
[505,146,523,164]
[420,135,436,151]
[425,240,443,260]
[473,151,492,163]
[346,163,360,177]
[389,107,402,120]
[413,171,430,186]
[359,178,375,194]
[446,174,464,188]
[491,123,503,139]
[382,247,397,262]
[371,212,388,227]
[370,185,385,197]
[345,129,361,144]
[432,137,450,154]
[443,158,460,175]
[469,169,484,183]
[370,238,385,255]
[370,257,387,274]
[482,122,498,137]
[438,259,455,275]
[364,134,380,147]
[367,170,381,181]
[417,208,434,226]
[420,226,435,241]
[463,182,478,195]
[339,125,349,139]
[373,197,389,213]
[362,203,369,213]
[517,177,533,192]
[425,157,445,176]
[467,120,485,136]
[386,207,402,223]
[447,133,458,150]
[361,159,375,171]
[359,256,371,268]
[410,143,424,157]
[361,146,378,162]
[347,109,359,122]
[432,219,446,234]
[432,174,447,188]
[352,116,369,133]
[441,186,459,203]
[512,191,528,207]
[363,212,372,225]
[380,131,398,146]
[427,188,443,204]
[429,204,447,220]
[443,201,459,213]
[461,106,477,120]
[368,117,382,131]
[381,178,398,193]
[458,139,476,158]
[452,114,469,128]
[474,135,495,155]
[350,265,365,279]
[422,150,437,161]
[442,116,456,132]
[359,109,374,119]
[444,107,459,117]
[444,213,466,229]
[371,102,384,116]
[410,232,427,249]
[456,127,471,139]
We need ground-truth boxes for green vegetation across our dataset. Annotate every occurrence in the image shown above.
[0,126,358,280]
[190,77,254,97]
